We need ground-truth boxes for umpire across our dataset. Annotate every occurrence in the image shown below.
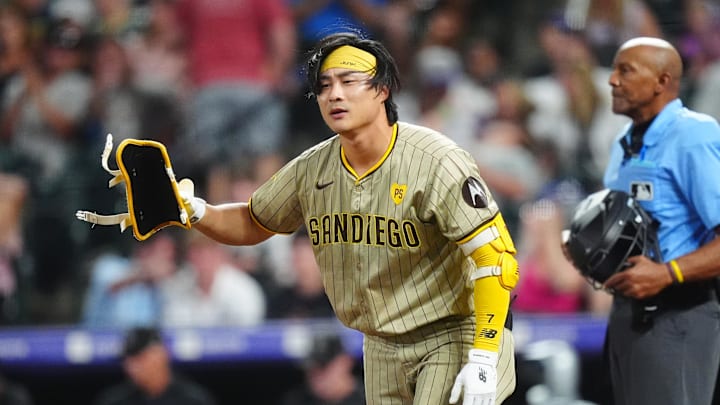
[601,37,720,405]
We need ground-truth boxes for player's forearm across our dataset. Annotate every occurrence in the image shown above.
[459,213,519,351]
[194,202,272,246]
[473,277,510,351]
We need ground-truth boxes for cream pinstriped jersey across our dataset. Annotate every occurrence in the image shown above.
[250,122,499,336]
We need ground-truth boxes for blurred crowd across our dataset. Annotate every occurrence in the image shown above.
[1,0,719,331]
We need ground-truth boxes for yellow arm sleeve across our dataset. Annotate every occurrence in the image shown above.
[473,276,511,351]
[459,213,519,351]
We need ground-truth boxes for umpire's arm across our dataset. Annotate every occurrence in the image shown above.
[604,226,720,299]
[670,226,720,283]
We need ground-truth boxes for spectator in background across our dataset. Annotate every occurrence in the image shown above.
[90,0,146,44]
[125,0,188,100]
[469,117,544,237]
[85,36,145,144]
[524,16,628,192]
[678,0,720,95]
[280,330,364,405]
[491,76,535,126]
[446,36,504,143]
[82,232,179,329]
[396,5,471,142]
[161,233,266,328]
[399,23,503,153]
[85,34,184,147]
[581,0,662,67]
[462,76,543,235]
[0,17,93,324]
[6,0,50,44]
[416,3,466,51]
[0,5,35,324]
[513,197,611,315]
[687,2,720,120]
[0,173,28,323]
[267,229,334,320]
[175,0,296,204]
[0,17,92,179]
[0,5,36,96]
[93,326,216,405]
[690,55,720,121]
[643,0,687,44]
[398,45,465,144]
[48,0,96,30]
[124,0,189,149]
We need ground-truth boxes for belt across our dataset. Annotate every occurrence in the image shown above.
[620,281,718,329]
[656,280,718,310]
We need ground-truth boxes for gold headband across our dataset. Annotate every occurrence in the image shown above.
[320,45,377,76]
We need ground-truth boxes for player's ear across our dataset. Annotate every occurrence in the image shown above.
[377,85,389,103]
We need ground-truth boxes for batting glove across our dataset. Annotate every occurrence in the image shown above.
[178,178,206,224]
[449,349,497,405]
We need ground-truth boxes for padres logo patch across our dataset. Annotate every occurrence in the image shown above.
[462,177,488,208]
[391,183,407,205]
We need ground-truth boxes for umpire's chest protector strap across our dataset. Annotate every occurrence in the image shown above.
[75,134,191,240]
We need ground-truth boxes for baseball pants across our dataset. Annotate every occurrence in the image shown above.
[363,315,516,405]
[607,296,720,405]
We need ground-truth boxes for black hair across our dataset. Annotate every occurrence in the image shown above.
[121,326,163,358]
[305,32,400,125]
[304,331,346,369]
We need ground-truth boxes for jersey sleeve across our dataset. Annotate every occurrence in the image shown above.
[423,148,516,352]
[422,147,499,241]
[249,158,305,234]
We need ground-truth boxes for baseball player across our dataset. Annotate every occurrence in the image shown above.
[180,32,518,404]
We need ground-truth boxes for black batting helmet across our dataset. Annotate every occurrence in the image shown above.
[565,189,661,285]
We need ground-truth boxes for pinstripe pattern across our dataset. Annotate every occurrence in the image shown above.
[363,317,515,404]
[496,329,516,402]
[250,122,515,402]
[251,122,499,336]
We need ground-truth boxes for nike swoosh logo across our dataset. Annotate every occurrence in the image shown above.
[316,180,334,190]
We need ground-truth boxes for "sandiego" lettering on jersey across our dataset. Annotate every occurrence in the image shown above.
[307,213,420,248]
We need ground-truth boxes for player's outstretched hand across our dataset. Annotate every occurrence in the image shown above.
[178,178,207,224]
[449,349,497,405]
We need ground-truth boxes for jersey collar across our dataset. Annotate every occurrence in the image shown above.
[341,123,398,181]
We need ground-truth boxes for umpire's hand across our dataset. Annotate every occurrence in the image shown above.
[450,349,497,405]
[603,255,672,299]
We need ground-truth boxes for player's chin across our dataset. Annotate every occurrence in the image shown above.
[324,118,352,134]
